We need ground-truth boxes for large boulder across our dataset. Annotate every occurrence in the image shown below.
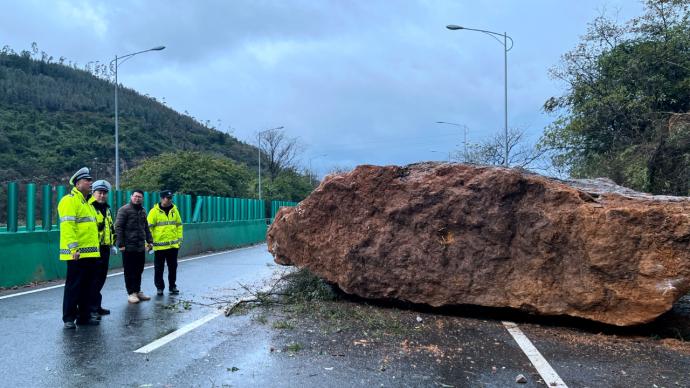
[267,163,690,326]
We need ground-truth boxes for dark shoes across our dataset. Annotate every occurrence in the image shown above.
[76,318,100,326]
[97,307,110,315]
[63,321,76,330]
[155,287,180,295]
[76,314,100,326]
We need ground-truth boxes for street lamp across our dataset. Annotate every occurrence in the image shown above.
[257,126,284,202]
[446,24,513,166]
[308,154,327,186]
[111,45,166,190]
[436,121,468,162]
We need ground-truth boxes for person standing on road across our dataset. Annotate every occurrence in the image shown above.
[148,190,183,296]
[88,180,115,317]
[115,190,153,304]
[58,167,101,329]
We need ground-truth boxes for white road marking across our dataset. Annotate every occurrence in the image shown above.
[0,244,264,300]
[502,321,568,387]
[134,311,223,354]
[133,269,285,354]
[0,283,66,299]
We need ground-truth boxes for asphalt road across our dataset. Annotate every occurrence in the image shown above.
[0,244,688,387]
[0,244,278,387]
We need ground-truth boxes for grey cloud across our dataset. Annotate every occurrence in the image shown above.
[1,0,644,177]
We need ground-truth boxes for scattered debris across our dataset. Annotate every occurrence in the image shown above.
[515,374,528,384]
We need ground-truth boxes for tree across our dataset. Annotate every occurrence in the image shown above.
[259,169,313,202]
[258,128,303,180]
[457,128,548,171]
[122,151,253,197]
[540,0,690,194]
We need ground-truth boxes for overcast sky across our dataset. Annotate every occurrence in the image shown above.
[1,0,644,177]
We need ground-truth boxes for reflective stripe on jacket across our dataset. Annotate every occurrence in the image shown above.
[147,203,183,251]
[57,187,100,260]
[88,197,115,246]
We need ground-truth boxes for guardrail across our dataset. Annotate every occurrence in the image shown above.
[0,182,297,232]
[0,181,299,287]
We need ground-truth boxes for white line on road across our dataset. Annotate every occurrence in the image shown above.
[132,270,285,354]
[0,283,66,300]
[134,311,223,354]
[502,321,568,387]
[0,245,264,300]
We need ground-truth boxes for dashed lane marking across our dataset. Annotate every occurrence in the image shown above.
[502,321,569,387]
[134,311,223,354]
[132,270,285,354]
[0,245,263,301]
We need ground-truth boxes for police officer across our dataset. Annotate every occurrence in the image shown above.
[58,167,101,329]
[89,180,114,316]
[148,190,183,295]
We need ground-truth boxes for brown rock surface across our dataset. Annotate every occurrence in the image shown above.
[267,163,690,326]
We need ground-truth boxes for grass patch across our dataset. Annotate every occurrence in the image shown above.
[273,320,295,330]
[163,300,192,312]
[284,342,302,352]
[254,313,268,325]
[277,269,412,338]
[281,268,338,304]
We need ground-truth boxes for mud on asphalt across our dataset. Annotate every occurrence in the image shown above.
[238,291,690,387]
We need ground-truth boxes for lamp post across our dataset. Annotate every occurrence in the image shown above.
[111,46,165,190]
[436,121,468,162]
[257,126,284,201]
[446,24,513,166]
[308,154,327,186]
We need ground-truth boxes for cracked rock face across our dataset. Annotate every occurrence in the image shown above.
[267,163,690,326]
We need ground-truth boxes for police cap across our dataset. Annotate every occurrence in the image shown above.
[92,180,112,193]
[69,167,92,186]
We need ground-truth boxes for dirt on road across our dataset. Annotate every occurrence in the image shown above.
[232,270,690,387]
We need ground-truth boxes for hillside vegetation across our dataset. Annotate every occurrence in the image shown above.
[0,47,257,185]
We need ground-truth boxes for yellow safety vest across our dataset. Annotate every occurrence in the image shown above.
[147,203,183,251]
[88,197,114,246]
[57,187,100,260]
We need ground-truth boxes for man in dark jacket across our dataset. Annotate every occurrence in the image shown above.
[115,190,153,304]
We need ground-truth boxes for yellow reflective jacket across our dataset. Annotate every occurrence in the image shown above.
[88,197,115,246]
[147,203,183,251]
[58,187,100,260]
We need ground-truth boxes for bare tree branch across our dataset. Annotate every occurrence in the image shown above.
[258,128,304,180]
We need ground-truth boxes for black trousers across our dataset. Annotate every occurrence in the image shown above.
[154,248,179,290]
[62,258,99,323]
[94,246,111,309]
[122,250,145,295]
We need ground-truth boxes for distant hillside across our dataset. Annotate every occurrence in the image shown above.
[0,50,257,184]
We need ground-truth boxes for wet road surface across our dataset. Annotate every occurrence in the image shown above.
[0,244,277,387]
[1,244,688,387]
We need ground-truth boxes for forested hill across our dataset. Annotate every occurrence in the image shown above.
[0,50,257,184]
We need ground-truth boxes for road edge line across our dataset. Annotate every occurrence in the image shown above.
[0,244,265,300]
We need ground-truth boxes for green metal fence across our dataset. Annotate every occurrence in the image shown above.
[0,181,299,288]
[270,200,299,222]
[0,182,275,231]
